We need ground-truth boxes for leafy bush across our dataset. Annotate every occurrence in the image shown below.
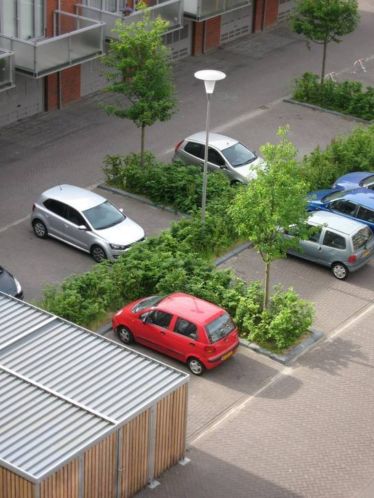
[293,72,374,121]
[299,124,374,190]
[235,282,315,351]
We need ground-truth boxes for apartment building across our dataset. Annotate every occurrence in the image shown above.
[0,0,294,127]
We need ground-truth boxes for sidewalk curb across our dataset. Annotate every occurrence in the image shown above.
[239,327,324,364]
[283,98,373,124]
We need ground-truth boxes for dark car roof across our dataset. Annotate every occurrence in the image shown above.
[158,293,224,324]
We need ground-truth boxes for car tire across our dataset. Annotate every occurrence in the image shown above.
[32,219,48,239]
[117,325,134,345]
[187,357,205,376]
[90,245,107,263]
[331,262,348,280]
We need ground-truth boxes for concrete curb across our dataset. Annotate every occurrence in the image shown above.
[239,327,324,364]
[97,183,184,215]
[283,98,373,124]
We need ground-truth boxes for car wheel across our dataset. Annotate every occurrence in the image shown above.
[91,245,107,263]
[32,219,48,239]
[331,262,348,280]
[117,325,134,345]
[187,357,205,376]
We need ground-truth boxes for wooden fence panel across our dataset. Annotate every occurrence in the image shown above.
[0,467,34,498]
[84,433,116,498]
[40,460,79,498]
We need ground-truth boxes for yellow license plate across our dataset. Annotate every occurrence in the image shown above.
[222,351,233,361]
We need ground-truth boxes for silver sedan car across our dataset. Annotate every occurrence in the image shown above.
[31,185,145,262]
[173,132,265,184]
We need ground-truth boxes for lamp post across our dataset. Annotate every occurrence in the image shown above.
[194,69,226,225]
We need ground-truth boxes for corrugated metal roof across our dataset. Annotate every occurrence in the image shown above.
[0,293,188,482]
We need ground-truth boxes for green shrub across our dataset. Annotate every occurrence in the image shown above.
[300,124,374,190]
[235,282,314,351]
[293,72,374,121]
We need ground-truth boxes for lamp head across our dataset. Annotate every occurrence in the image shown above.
[194,69,226,94]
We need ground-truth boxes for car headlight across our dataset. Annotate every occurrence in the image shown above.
[14,278,22,294]
[110,243,129,250]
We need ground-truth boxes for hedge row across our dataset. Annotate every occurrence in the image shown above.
[293,72,374,121]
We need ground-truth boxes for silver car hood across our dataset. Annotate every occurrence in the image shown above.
[96,217,145,245]
[235,157,266,181]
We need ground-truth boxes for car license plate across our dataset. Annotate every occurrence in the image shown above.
[222,351,233,361]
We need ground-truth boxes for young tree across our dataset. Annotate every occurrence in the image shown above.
[102,4,176,166]
[228,128,310,310]
[291,0,359,83]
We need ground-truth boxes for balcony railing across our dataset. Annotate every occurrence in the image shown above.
[0,11,104,78]
[0,49,15,91]
[77,0,183,40]
[183,0,251,20]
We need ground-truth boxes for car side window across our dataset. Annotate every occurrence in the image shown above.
[330,200,357,216]
[208,148,225,166]
[147,310,173,328]
[43,199,67,219]
[184,142,205,159]
[307,225,322,243]
[66,206,86,226]
[357,206,374,223]
[322,230,346,250]
[174,318,198,339]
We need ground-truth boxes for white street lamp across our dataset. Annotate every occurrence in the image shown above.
[194,69,226,225]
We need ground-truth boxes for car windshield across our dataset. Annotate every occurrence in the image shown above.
[362,175,374,189]
[322,191,347,203]
[352,227,373,250]
[221,143,256,167]
[205,312,235,343]
[83,201,125,230]
[132,295,164,313]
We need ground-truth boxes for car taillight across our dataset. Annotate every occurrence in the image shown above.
[348,255,357,263]
[204,346,216,353]
[175,140,183,153]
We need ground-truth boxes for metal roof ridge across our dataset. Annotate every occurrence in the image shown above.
[0,365,118,425]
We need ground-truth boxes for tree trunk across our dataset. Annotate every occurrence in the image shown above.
[140,124,145,167]
[263,260,270,310]
[321,40,328,84]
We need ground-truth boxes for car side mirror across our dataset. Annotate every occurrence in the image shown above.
[140,312,150,323]
[78,225,88,231]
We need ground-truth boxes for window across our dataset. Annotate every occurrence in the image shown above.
[83,201,125,230]
[352,227,373,250]
[44,199,67,219]
[357,206,374,223]
[174,318,198,339]
[66,207,86,226]
[208,148,225,166]
[361,175,374,190]
[221,143,256,167]
[1,0,45,39]
[330,200,357,216]
[205,312,235,343]
[184,142,205,159]
[323,231,346,250]
[307,225,322,243]
[146,310,173,328]
[132,296,164,313]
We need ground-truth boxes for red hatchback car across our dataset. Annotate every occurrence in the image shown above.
[112,292,239,375]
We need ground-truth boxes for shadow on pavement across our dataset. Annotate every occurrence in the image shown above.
[136,447,302,498]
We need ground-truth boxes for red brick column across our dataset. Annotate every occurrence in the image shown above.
[192,16,221,56]
[253,0,279,31]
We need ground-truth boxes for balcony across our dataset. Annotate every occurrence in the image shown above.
[0,11,104,78]
[0,49,15,91]
[183,0,251,21]
[77,0,183,40]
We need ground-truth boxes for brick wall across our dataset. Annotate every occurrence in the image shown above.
[192,16,221,55]
[253,0,279,31]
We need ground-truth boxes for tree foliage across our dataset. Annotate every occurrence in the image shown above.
[291,0,359,83]
[102,3,176,164]
[228,127,310,309]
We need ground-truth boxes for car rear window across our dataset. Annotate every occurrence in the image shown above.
[221,143,256,167]
[352,227,373,250]
[205,312,235,343]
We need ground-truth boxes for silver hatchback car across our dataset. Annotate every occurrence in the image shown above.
[173,132,265,184]
[31,185,145,262]
[285,211,374,279]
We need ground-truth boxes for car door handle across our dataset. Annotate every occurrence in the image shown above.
[160,331,166,335]
[189,342,195,346]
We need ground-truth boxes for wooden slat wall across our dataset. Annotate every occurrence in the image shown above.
[154,384,188,478]
[0,467,33,498]
[84,433,116,498]
[120,410,149,498]
[40,460,79,498]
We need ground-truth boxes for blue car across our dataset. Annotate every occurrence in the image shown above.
[307,188,374,232]
[332,171,374,190]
